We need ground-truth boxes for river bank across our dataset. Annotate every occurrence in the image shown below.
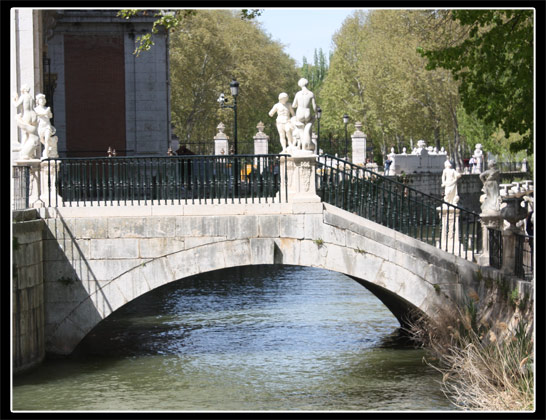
[408,273,534,411]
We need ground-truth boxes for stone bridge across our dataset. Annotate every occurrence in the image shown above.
[41,200,484,355]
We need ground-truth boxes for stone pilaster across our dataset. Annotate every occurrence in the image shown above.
[214,122,229,155]
[253,121,269,155]
[351,121,367,166]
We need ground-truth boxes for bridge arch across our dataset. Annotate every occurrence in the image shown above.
[43,203,479,355]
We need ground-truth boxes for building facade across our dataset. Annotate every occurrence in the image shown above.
[11,9,171,159]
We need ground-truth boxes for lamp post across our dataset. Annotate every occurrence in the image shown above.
[218,78,240,195]
[343,114,349,159]
[316,107,322,155]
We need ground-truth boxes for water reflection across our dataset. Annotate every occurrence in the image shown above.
[13,265,452,411]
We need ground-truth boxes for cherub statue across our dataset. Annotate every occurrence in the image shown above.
[269,92,296,153]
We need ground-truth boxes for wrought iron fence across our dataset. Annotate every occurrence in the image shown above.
[43,154,288,207]
[515,234,533,280]
[488,228,503,269]
[317,155,482,260]
[12,165,30,210]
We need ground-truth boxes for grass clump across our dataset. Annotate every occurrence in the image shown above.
[406,299,534,411]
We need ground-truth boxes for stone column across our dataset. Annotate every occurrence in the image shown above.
[351,122,367,166]
[279,155,321,203]
[214,122,229,155]
[437,205,460,255]
[253,121,269,155]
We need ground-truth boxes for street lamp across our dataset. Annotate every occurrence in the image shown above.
[218,78,239,155]
[343,114,349,158]
[316,107,322,155]
[218,78,240,194]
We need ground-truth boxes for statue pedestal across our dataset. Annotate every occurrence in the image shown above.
[13,159,63,208]
[279,155,321,203]
[14,159,44,208]
[477,213,503,266]
[437,205,460,254]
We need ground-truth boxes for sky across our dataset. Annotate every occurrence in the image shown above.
[256,8,365,66]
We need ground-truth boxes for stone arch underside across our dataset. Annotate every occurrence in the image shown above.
[44,203,480,355]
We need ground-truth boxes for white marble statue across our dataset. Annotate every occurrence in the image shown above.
[473,143,483,173]
[414,140,427,155]
[440,147,446,154]
[479,161,501,215]
[269,92,296,153]
[291,78,317,154]
[402,147,407,155]
[441,160,461,205]
[35,94,59,158]
[13,85,40,160]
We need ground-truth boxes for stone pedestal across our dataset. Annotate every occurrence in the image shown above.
[279,155,321,203]
[14,159,44,208]
[13,159,63,208]
[437,205,460,254]
[351,122,367,166]
[477,213,503,265]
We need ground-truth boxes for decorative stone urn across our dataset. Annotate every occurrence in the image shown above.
[500,196,527,232]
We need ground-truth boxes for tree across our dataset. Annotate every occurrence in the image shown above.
[300,48,328,94]
[169,10,299,149]
[418,10,534,153]
[118,9,263,56]
[319,10,464,165]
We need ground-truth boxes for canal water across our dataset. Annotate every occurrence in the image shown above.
[13,265,453,412]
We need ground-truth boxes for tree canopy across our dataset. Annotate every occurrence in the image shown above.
[168,9,299,149]
[418,10,534,153]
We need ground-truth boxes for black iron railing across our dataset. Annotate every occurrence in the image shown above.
[317,155,482,260]
[515,234,533,280]
[43,154,288,207]
[488,228,503,269]
[12,166,30,210]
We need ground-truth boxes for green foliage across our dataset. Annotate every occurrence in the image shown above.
[313,238,325,248]
[118,9,263,57]
[320,10,463,163]
[168,10,299,146]
[419,10,534,153]
[300,48,329,94]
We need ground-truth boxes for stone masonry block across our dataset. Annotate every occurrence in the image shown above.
[250,238,275,265]
[89,238,139,259]
[258,215,280,238]
[280,214,305,239]
[139,237,185,258]
[227,216,258,240]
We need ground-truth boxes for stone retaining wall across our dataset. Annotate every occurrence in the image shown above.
[12,209,46,373]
